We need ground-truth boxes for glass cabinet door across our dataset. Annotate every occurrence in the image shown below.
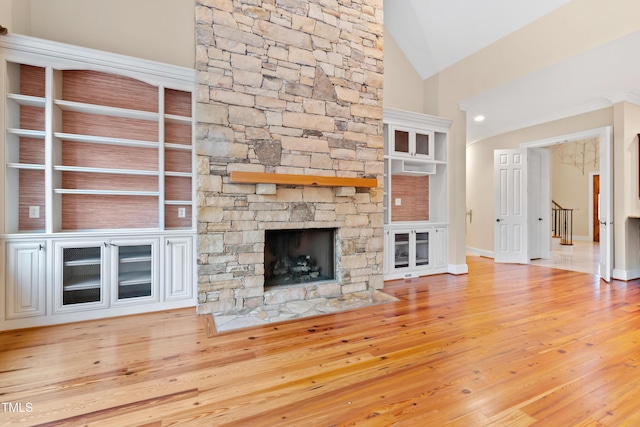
[393,129,410,155]
[393,232,410,269]
[108,240,158,305]
[414,131,431,157]
[115,244,153,301]
[414,231,430,267]
[61,245,104,307]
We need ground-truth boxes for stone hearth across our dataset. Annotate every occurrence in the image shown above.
[195,0,384,314]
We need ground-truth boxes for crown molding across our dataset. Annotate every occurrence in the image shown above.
[383,107,452,132]
[606,92,640,106]
[0,33,195,87]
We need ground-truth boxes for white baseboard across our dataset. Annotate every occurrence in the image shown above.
[612,268,640,281]
[466,246,494,259]
[448,263,468,275]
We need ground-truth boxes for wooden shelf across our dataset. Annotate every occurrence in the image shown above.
[228,171,377,188]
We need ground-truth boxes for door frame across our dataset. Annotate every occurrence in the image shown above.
[527,148,551,260]
[520,126,612,281]
[589,171,600,243]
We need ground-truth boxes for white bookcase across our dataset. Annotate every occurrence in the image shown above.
[383,108,451,280]
[0,34,197,330]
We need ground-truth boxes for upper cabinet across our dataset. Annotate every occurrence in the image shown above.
[383,108,451,226]
[388,126,434,159]
[1,34,196,235]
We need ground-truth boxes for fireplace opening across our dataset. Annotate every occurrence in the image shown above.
[264,228,336,288]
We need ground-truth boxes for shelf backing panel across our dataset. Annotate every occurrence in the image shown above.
[18,169,46,231]
[62,70,158,113]
[61,111,159,141]
[61,194,158,230]
[391,175,430,222]
[61,141,158,171]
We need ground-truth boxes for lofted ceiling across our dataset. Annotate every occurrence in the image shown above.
[384,0,640,143]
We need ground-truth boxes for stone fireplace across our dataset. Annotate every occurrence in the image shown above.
[195,0,384,314]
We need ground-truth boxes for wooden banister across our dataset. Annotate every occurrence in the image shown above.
[228,171,378,188]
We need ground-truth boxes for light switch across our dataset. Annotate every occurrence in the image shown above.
[395,198,402,206]
[29,206,40,218]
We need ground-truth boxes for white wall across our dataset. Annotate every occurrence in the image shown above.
[2,0,194,68]
[383,29,425,113]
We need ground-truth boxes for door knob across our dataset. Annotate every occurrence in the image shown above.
[496,219,501,222]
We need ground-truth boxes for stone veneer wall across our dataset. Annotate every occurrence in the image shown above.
[195,0,384,314]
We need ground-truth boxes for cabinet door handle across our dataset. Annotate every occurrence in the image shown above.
[38,244,44,251]
[167,240,171,246]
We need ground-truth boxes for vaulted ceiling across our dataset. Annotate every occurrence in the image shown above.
[384,1,640,143]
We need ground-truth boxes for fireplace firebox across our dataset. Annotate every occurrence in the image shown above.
[264,228,336,288]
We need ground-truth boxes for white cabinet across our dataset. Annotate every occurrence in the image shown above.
[164,236,193,301]
[388,125,434,159]
[388,228,431,278]
[0,35,196,330]
[383,108,451,280]
[433,227,448,269]
[54,238,160,314]
[5,241,46,319]
[54,240,107,313]
[110,238,159,306]
[384,226,448,280]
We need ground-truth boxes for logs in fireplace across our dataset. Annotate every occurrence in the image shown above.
[265,228,336,288]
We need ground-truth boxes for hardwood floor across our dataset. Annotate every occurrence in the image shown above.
[2,257,640,426]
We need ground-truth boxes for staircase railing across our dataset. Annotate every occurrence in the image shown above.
[552,200,573,246]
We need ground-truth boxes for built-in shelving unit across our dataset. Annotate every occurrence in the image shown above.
[383,108,451,280]
[0,34,196,330]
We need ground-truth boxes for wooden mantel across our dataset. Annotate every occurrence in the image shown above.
[228,171,377,188]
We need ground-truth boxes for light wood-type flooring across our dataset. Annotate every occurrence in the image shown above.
[2,256,640,426]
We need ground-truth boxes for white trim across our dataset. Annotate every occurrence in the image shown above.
[606,92,640,106]
[520,128,605,149]
[447,263,469,275]
[588,172,599,243]
[613,268,640,281]
[466,246,494,258]
[519,126,613,280]
[0,33,195,87]
[383,107,452,132]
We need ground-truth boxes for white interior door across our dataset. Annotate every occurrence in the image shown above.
[599,128,612,282]
[494,149,529,263]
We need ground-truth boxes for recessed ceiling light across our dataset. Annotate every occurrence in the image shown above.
[474,115,485,122]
